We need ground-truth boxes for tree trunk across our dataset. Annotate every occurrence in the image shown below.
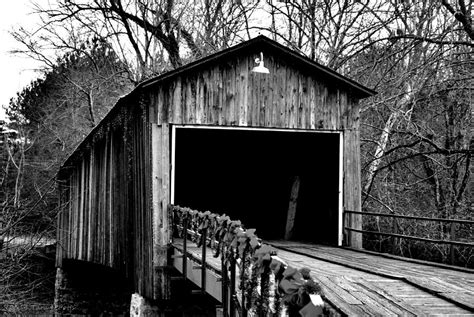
[363,83,414,200]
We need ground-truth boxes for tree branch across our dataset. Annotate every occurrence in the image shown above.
[441,0,474,40]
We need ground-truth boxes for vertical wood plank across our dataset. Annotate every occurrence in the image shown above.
[343,129,362,248]
[87,150,93,262]
[278,65,287,128]
[258,71,267,127]
[196,74,204,124]
[298,74,305,129]
[160,122,171,299]
[239,58,249,126]
[335,89,341,129]
[320,84,328,129]
[185,78,194,124]
[265,58,274,127]
[270,60,280,127]
[248,71,257,125]
[161,123,170,245]
[72,170,77,259]
[234,59,241,125]
[156,88,163,124]
[172,79,182,124]
[82,154,88,261]
[287,65,297,128]
[78,160,84,259]
[218,68,225,125]
[204,70,211,124]
[151,123,161,299]
[227,64,236,126]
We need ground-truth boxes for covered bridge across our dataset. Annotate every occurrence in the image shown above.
[53,36,474,315]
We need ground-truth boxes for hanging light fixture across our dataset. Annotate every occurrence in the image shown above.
[251,52,270,74]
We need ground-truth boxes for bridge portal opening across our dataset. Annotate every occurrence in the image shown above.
[172,126,342,245]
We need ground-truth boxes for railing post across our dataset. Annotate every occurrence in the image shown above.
[260,264,270,316]
[201,227,207,292]
[391,217,398,255]
[182,214,188,280]
[229,253,236,317]
[450,222,456,265]
[221,255,228,317]
[241,249,247,317]
[343,210,349,246]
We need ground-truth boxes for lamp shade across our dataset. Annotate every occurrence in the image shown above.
[251,52,270,74]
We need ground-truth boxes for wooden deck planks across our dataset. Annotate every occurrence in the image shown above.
[267,240,474,310]
[272,248,450,316]
[173,239,474,316]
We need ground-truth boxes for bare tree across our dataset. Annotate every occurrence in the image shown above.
[23,0,259,81]
[1,123,57,314]
[260,0,473,264]
[355,1,472,264]
[0,38,134,313]
[262,0,394,71]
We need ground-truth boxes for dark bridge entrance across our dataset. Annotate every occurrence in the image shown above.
[172,126,342,245]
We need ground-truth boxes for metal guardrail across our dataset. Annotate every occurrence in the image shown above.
[344,227,474,247]
[345,210,474,225]
[344,210,474,264]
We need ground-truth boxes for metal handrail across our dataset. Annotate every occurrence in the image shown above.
[344,210,474,225]
[344,227,474,247]
[344,210,473,265]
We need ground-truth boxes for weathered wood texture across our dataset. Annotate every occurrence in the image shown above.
[57,37,372,301]
[267,240,474,314]
[150,122,171,300]
[146,53,363,247]
[343,129,363,248]
[147,55,360,130]
[57,97,155,298]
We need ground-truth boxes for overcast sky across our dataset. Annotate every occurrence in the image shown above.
[0,1,271,122]
[0,0,43,121]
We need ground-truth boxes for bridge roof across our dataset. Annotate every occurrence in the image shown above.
[58,35,375,175]
[138,35,376,99]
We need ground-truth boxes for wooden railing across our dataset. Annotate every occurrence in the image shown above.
[170,205,325,317]
[344,210,474,264]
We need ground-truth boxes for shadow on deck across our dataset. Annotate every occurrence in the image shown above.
[172,239,474,316]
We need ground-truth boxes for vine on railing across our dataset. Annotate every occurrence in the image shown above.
[171,205,325,316]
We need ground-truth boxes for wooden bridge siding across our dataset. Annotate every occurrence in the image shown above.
[57,102,155,298]
[148,55,359,130]
[146,54,362,248]
[343,129,362,247]
[150,122,172,300]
